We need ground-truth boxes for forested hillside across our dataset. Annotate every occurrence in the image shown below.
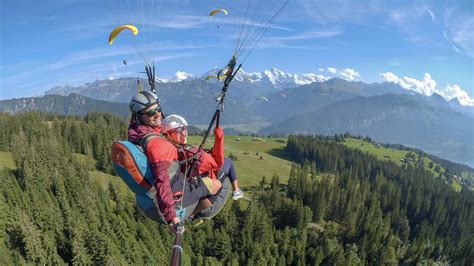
[0,112,472,264]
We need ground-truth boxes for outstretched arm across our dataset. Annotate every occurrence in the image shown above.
[211,127,224,168]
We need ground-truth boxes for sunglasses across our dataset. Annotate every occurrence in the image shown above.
[141,105,162,117]
[171,126,187,134]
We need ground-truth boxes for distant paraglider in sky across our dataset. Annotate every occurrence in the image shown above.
[209,9,228,31]
[209,8,228,17]
[277,93,287,98]
[123,60,128,65]
[108,24,139,45]
[257,96,269,102]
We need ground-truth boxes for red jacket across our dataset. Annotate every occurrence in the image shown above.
[180,127,224,179]
[128,122,177,222]
[146,137,179,223]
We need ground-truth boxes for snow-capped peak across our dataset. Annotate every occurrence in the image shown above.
[174,71,193,81]
[233,68,329,89]
[156,71,194,83]
[156,68,331,89]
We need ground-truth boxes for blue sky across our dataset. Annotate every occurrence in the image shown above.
[1,0,473,103]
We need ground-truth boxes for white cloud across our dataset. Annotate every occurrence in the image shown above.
[318,68,325,72]
[323,67,360,81]
[327,67,337,74]
[266,29,342,41]
[380,72,436,96]
[295,1,473,58]
[108,76,115,80]
[380,72,474,106]
[147,14,291,32]
[338,68,360,81]
[381,72,399,83]
[426,6,435,23]
[438,84,474,106]
[403,73,437,96]
[386,59,401,66]
[443,9,474,57]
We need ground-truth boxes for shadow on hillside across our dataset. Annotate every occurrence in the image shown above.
[267,147,294,162]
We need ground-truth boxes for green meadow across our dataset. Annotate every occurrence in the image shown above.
[0,151,15,170]
[343,138,407,165]
[187,135,293,187]
[343,138,445,177]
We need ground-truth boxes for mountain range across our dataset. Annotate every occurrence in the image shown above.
[2,69,473,166]
[0,93,129,117]
[261,93,474,166]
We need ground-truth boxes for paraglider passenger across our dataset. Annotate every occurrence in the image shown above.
[161,115,244,201]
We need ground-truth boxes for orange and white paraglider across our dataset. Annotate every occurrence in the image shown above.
[209,9,228,17]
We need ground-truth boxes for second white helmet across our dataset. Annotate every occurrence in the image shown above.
[161,114,187,134]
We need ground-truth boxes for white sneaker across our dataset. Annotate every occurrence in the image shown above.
[232,190,244,200]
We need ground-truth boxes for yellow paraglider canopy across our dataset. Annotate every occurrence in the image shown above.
[108,24,139,45]
[209,8,228,17]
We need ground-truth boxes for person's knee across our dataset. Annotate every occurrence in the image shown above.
[211,179,222,195]
[224,157,234,166]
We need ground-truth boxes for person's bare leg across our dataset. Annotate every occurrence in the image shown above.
[191,198,212,217]
[211,179,222,194]
[232,180,239,191]
[190,179,221,217]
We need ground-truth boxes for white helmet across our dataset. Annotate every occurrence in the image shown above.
[161,114,187,134]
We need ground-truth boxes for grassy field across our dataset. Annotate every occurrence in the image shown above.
[89,170,131,195]
[0,151,15,170]
[343,138,409,166]
[343,138,444,176]
[450,179,462,192]
[188,135,293,187]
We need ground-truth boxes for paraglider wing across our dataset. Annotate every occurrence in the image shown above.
[257,96,269,102]
[209,8,228,17]
[217,67,231,81]
[206,74,227,81]
[277,93,286,98]
[108,24,139,45]
[206,74,216,81]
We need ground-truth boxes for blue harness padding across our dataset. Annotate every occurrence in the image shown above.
[135,194,166,223]
[112,141,155,197]
[112,140,167,223]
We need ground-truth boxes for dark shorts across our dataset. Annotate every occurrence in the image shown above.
[171,174,212,209]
